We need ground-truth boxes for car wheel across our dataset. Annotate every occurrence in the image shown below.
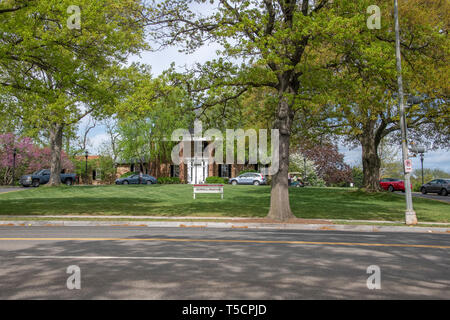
[146,180,153,185]
[123,180,129,185]
[388,185,394,192]
[421,187,427,195]
[65,179,73,186]
[32,179,40,187]
[253,181,260,186]
[440,189,448,196]
[231,180,238,186]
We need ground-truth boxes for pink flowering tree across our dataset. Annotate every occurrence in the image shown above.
[0,133,74,185]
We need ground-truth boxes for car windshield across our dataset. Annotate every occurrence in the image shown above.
[444,179,450,183]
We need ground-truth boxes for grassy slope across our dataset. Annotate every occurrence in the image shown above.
[0,185,448,222]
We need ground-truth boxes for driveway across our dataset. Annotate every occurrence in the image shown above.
[0,187,26,194]
[395,191,450,203]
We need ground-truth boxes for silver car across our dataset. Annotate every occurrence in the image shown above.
[229,173,267,186]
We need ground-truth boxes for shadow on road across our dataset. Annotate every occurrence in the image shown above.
[0,231,449,299]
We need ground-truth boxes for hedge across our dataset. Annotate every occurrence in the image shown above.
[205,176,228,184]
[157,177,181,184]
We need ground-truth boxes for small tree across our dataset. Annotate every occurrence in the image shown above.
[289,152,325,187]
[0,133,73,185]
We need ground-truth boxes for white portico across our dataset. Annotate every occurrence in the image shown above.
[186,157,209,184]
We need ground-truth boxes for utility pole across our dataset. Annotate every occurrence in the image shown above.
[394,0,417,225]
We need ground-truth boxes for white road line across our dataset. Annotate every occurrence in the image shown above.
[15,256,220,261]
[251,232,385,237]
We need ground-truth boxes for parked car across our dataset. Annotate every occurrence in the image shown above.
[115,174,157,185]
[379,178,411,192]
[229,173,266,186]
[20,169,77,187]
[420,179,449,196]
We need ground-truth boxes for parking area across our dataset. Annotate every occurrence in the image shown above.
[395,191,450,203]
[0,187,25,194]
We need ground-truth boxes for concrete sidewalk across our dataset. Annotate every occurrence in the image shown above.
[0,216,449,234]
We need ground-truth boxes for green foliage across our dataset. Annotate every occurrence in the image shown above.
[351,167,364,189]
[238,169,258,176]
[71,155,116,184]
[157,177,181,184]
[120,172,136,179]
[205,176,228,184]
[96,156,117,184]
[0,0,148,128]
[115,68,196,169]
[72,158,94,183]
[289,152,326,187]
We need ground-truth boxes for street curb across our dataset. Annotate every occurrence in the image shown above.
[1,220,449,234]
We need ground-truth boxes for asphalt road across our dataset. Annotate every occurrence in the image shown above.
[0,226,449,299]
[395,191,450,203]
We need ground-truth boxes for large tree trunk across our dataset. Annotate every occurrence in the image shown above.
[360,132,382,192]
[48,123,64,186]
[267,91,295,221]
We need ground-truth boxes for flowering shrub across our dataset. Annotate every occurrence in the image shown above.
[0,133,73,185]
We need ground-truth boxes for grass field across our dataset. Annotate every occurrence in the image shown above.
[0,185,448,222]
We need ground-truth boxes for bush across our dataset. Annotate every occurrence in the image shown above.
[120,172,136,178]
[157,177,181,184]
[205,176,228,184]
[413,181,423,192]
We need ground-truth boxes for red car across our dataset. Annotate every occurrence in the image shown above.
[379,178,411,192]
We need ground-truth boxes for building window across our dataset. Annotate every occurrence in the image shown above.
[218,164,231,178]
[170,165,180,178]
[92,168,101,181]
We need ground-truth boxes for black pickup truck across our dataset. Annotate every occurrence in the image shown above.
[19,169,77,187]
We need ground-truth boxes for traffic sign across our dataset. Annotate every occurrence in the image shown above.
[404,159,413,173]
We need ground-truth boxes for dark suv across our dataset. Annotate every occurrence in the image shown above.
[420,179,449,196]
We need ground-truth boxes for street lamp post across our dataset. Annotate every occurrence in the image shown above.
[85,150,89,184]
[11,148,17,186]
[394,0,417,225]
[420,153,424,185]
[410,144,425,186]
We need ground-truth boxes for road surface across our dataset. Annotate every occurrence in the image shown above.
[0,226,449,299]
[0,187,25,194]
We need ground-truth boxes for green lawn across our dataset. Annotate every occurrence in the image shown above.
[0,185,448,222]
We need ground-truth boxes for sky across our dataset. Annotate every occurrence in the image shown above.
[81,34,449,173]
